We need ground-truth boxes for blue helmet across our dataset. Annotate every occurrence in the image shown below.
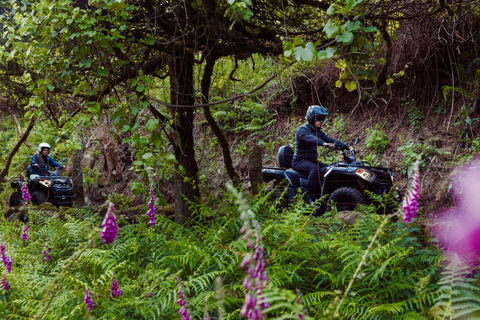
[305,105,328,125]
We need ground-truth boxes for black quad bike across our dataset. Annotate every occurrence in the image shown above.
[9,158,74,207]
[262,139,395,212]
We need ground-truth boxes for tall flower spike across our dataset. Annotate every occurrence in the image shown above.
[402,160,420,224]
[22,226,29,240]
[101,202,119,244]
[111,277,123,298]
[42,243,52,264]
[84,287,94,310]
[1,273,10,291]
[146,185,156,226]
[4,256,12,273]
[21,182,31,206]
[176,279,192,320]
[239,208,269,318]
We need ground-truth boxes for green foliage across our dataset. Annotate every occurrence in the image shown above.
[213,98,276,135]
[0,183,454,319]
[397,138,445,177]
[402,98,424,132]
[365,123,390,153]
[432,257,480,319]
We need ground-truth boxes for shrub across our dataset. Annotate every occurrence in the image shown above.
[365,123,390,153]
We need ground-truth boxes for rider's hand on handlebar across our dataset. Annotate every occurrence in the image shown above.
[33,164,40,167]
[349,146,355,151]
[324,143,335,150]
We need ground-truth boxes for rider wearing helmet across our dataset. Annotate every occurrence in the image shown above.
[31,142,63,177]
[292,105,353,200]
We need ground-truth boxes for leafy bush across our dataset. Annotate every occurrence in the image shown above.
[398,138,445,177]
[365,123,390,153]
[402,98,424,132]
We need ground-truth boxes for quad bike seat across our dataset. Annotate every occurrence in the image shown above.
[278,145,294,168]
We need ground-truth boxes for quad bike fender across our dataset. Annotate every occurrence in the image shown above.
[262,167,287,183]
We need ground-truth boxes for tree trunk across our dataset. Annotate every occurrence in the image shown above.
[375,21,393,94]
[0,116,36,184]
[72,148,85,207]
[170,51,200,224]
[201,54,241,186]
[248,144,263,195]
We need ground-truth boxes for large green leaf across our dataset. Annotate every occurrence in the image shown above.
[323,19,339,38]
[336,31,354,44]
[293,42,316,62]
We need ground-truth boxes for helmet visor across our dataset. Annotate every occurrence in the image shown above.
[314,114,326,122]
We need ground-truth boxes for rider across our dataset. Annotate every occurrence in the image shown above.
[31,142,64,177]
[292,105,353,201]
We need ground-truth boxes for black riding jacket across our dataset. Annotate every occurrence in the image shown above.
[293,123,350,163]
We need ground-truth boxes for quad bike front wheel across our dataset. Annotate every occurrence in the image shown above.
[9,192,23,207]
[327,186,366,212]
[31,191,47,205]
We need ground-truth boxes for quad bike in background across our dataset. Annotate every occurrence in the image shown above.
[262,139,396,212]
[9,158,74,207]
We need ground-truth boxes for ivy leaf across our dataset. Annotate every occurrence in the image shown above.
[136,85,145,92]
[145,36,155,45]
[293,36,303,46]
[293,42,316,62]
[131,181,145,195]
[336,31,354,44]
[146,118,159,131]
[97,68,109,77]
[323,19,339,38]
[345,81,357,92]
[346,20,361,32]
[345,0,359,10]
[87,103,101,115]
[335,80,343,88]
[326,47,335,58]
[326,4,335,15]
[47,84,55,91]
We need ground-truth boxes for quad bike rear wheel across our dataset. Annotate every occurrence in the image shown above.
[31,191,47,205]
[327,186,366,211]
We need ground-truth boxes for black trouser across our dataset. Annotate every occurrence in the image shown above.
[291,158,328,196]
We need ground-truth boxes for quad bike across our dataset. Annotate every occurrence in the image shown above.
[9,158,74,207]
[262,139,395,212]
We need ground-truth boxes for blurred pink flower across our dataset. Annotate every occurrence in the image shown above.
[433,158,480,267]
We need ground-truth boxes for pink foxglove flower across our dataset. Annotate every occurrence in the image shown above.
[42,244,51,264]
[21,182,31,206]
[22,226,29,240]
[1,274,9,291]
[84,287,94,310]
[111,277,123,298]
[176,279,192,320]
[101,202,119,244]
[402,161,420,224]
[3,256,12,273]
[239,210,269,319]
[1,245,12,273]
[146,186,156,226]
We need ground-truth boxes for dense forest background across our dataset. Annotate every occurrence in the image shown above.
[0,0,479,318]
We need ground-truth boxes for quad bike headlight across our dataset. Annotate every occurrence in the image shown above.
[355,168,375,182]
[39,179,53,187]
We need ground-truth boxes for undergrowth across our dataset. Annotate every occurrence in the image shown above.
[0,187,477,319]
